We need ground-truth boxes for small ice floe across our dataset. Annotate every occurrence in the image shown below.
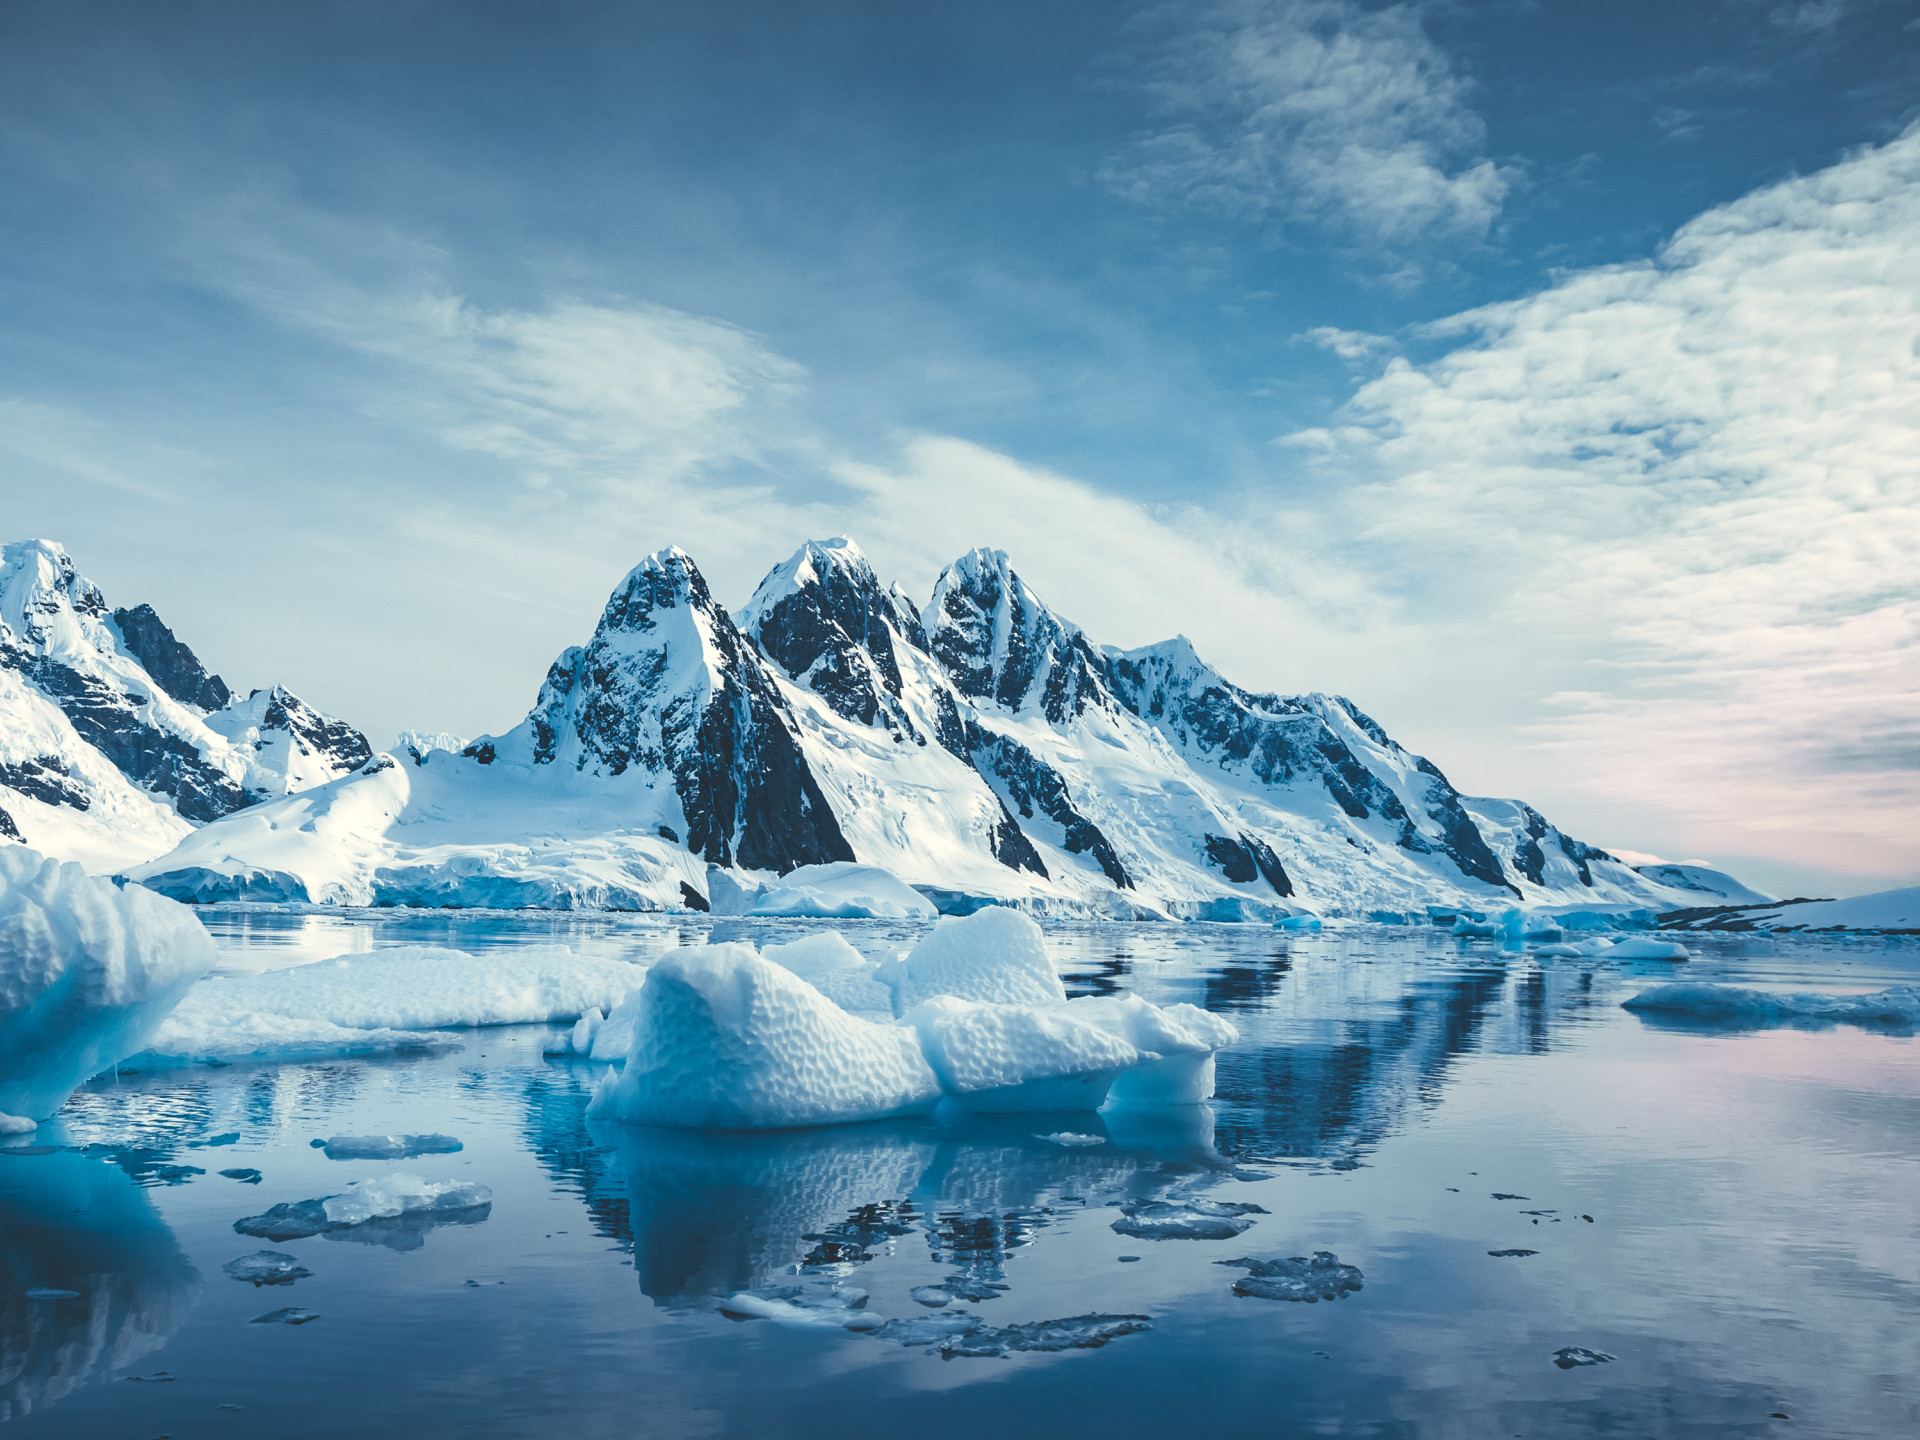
[1623,982,1920,1030]
[219,1168,263,1184]
[1605,937,1690,961]
[1451,918,1500,938]
[1273,915,1322,931]
[1219,1252,1364,1302]
[1552,1346,1615,1368]
[24,1288,80,1300]
[321,1133,463,1161]
[909,1275,1008,1308]
[0,1113,37,1136]
[248,1307,319,1325]
[717,1285,872,1327]
[745,862,937,920]
[234,1173,493,1242]
[1036,1132,1105,1148]
[1487,1249,1539,1258]
[1111,1198,1268,1240]
[1490,1193,1529,1201]
[1531,944,1584,958]
[223,1251,312,1286]
[866,1312,1152,1357]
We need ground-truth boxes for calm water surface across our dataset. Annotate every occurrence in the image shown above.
[4,913,1916,1438]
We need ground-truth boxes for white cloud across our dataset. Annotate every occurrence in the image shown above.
[1100,1,1511,250]
[1292,126,1920,878]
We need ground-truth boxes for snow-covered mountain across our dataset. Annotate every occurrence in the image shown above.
[0,540,373,871]
[126,536,1763,917]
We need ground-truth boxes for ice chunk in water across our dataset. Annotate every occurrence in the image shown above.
[321,1134,463,1161]
[1036,1132,1105,1147]
[1063,994,1238,1105]
[936,1313,1153,1357]
[0,848,214,1119]
[904,995,1136,1113]
[586,944,941,1129]
[761,932,895,1017]
[1552,1346,1615,1368]
[249,1306,318,1325]
[1531,943,1584,958]
[235,1174,492,1240]
[1624,982,1920,1028]
[223,1251,312,1286]
[218,1168,262,1184]
[0,1113,36,1136]
[1220,1251,1364,1301]
[1111,1199,1267,1240]
[1273,915,1322,931]
[717,1285,871,1326]
[1606,936,1690,960]
[1452,918,1499,938]
[879,907,1065,1016]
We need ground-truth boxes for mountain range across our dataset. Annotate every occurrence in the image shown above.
[0,536,1769,918]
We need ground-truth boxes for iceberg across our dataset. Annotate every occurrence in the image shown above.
[879,906,1066,1015]
[904,995,1138,1112]
[321,1133,463,1161]
[586,944,942,1129]
[0,847,214,1120]
[745,862,936,919]
[1111,1198,1267,1240]
[1063,993,1239,1105]
[1221,1251,1364,1301]
[136,944,645,1065]
[1623,982,1920,1029]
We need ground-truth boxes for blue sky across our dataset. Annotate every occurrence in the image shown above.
[3,0,1918,896]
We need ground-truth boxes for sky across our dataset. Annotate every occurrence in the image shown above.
[1,0,1917,899]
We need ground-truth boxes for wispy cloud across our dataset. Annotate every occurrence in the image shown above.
[1099,1,1512,258]
[1293,125,1920,876]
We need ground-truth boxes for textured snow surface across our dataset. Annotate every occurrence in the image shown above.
[904,995,1138,1112]
[0,847,214,1118]
[1624,983,1920,1027]
[747,863,935,919]
[880,906,1066,1015]
[139,945,643,1064]
[587,944,942,1129]
[1630,864,1775,906]
[760,931,895,1016]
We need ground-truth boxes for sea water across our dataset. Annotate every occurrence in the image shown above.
[3,914,1915,1437]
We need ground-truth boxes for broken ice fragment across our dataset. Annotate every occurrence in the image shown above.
[249,1307,319,1325]
[219,1168,263,1184]
[936,1313,1152,1357]
[1488,1249,1539,1258]
[1111,1199,1267,1240]
[321,1134,463,1161]
[223,1251,312,1286]
[25,1287,80,1300]
[1036,1132,1105,1147]
[1219,1252,1364,1302]
[235,1174,492,1242]
[1490,1193,1529,1200]
[1552,1347,1615,1368]
[717,1285,871,1326]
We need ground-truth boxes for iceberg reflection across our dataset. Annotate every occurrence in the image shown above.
[0,1149,198,1421]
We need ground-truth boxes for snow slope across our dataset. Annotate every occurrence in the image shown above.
[1661,884,1920,934]
[130,537,1761,917]
[0,539,372,872]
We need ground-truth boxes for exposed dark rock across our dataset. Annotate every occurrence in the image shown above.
[926,549,1113,721]
[0,805,18,841]
[1203,834,1293,897]
[0,754,90,811]
[112,603,231,710]
[968,722,1127,886]
[250,686,373,778]
[678,881,710,912]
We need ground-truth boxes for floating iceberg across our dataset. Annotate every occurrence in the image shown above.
[0,847,215,1119]
[745,863,936,919]
[879,906,1066,1015]
[587,944,942,1129]
[223,1251,312,1286]
[137,944,644,1066]
[1623,982,1920,1029]
[1064,994,1238,1105]
[904,995,1138,1112]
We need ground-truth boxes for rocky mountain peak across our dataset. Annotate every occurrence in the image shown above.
[923,548,1112,723]
[112,602,231,711]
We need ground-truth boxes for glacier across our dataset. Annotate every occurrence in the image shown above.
[0,847,214,1121]
[0,531,1769,918]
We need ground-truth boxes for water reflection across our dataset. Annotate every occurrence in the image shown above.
[0,1151,197,1421]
